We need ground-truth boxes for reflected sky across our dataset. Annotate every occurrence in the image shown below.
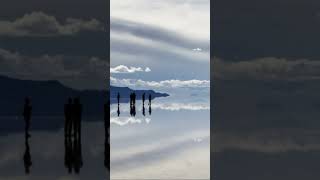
[0,120,109,179]
[110,91,210,179]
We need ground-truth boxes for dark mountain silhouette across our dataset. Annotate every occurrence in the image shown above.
[0,75,168,116]
[110,86,169,104]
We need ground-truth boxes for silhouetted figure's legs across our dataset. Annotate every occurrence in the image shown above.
[64,98,73,137]
[142,104,145,116]
[133,104,136,117]
[23,135,32,174]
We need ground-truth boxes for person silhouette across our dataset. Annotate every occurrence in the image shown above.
[23,97,32,138]
[64,98,73,137]
[73,97,82,141]
[133,92,136,105]
[117,92,120,105]
[142,93,145,105]
[129,93,133,106]
[23,135,32,174]
[148,94,152,106]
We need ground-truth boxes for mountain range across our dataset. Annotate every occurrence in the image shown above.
[0,75,168,116]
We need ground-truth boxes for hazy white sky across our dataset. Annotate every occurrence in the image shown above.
[110,0,210,87]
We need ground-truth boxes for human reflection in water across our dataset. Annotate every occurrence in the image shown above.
[104,100,110,170]
[130,92,136,117]
[148,94,152,115]
[23,97,32,174]
[23,134,32,174]
[64,97,83,174]
[142,93,146,116]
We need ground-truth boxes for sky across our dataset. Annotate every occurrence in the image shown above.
[110,0,210,91]
[0,0,109,90]
[212,0,320,179]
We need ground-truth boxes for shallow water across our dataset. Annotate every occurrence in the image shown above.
[0,90,210,179]
[110,90,210,179]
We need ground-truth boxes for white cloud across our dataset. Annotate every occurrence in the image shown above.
[110,77,210,89]
[145,67,151,72]
[192,48,202,51]
[0,11,104,37]
[152,103,209,111]
[111,117,151,126]
[110,65,151,73]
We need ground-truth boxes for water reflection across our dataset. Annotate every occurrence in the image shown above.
[63,97,83,174]
[104,102,110,170]
[23,97,32,174]
[23,131,32,174]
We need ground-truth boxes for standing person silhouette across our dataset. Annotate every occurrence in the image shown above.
[148,94,152,106]
[117,92,120,104]
[73,97,82,141]
[64,98,73,137]
[133,92,136,106]
[129,93,133,105]
[23,97,32,138]
[142,93,145,105]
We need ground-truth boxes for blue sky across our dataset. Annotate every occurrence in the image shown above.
[110,0,210,90]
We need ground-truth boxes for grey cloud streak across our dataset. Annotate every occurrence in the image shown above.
[214,57,320,80]
[0,48,108,89]
[111,18,209,51]
[213,128,320,153]
[0,12,105,37]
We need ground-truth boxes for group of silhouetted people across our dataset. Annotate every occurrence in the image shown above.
[64,97,83,174]
[115,92,152,117]
[64,97,82,139]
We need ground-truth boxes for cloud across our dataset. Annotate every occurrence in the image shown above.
[192,48,202,51]
[213,128,320,153]
[110,77,210,89]
[111,18,208,51]
[110,103,209,115]
[0,48,108,89]
[152,103,209,111]
[111,0,210,40]
[145,67,151,72]
[111,117,151,126]
[110,65,151,73]
[0,12,105,37]
[214,57,320,80]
